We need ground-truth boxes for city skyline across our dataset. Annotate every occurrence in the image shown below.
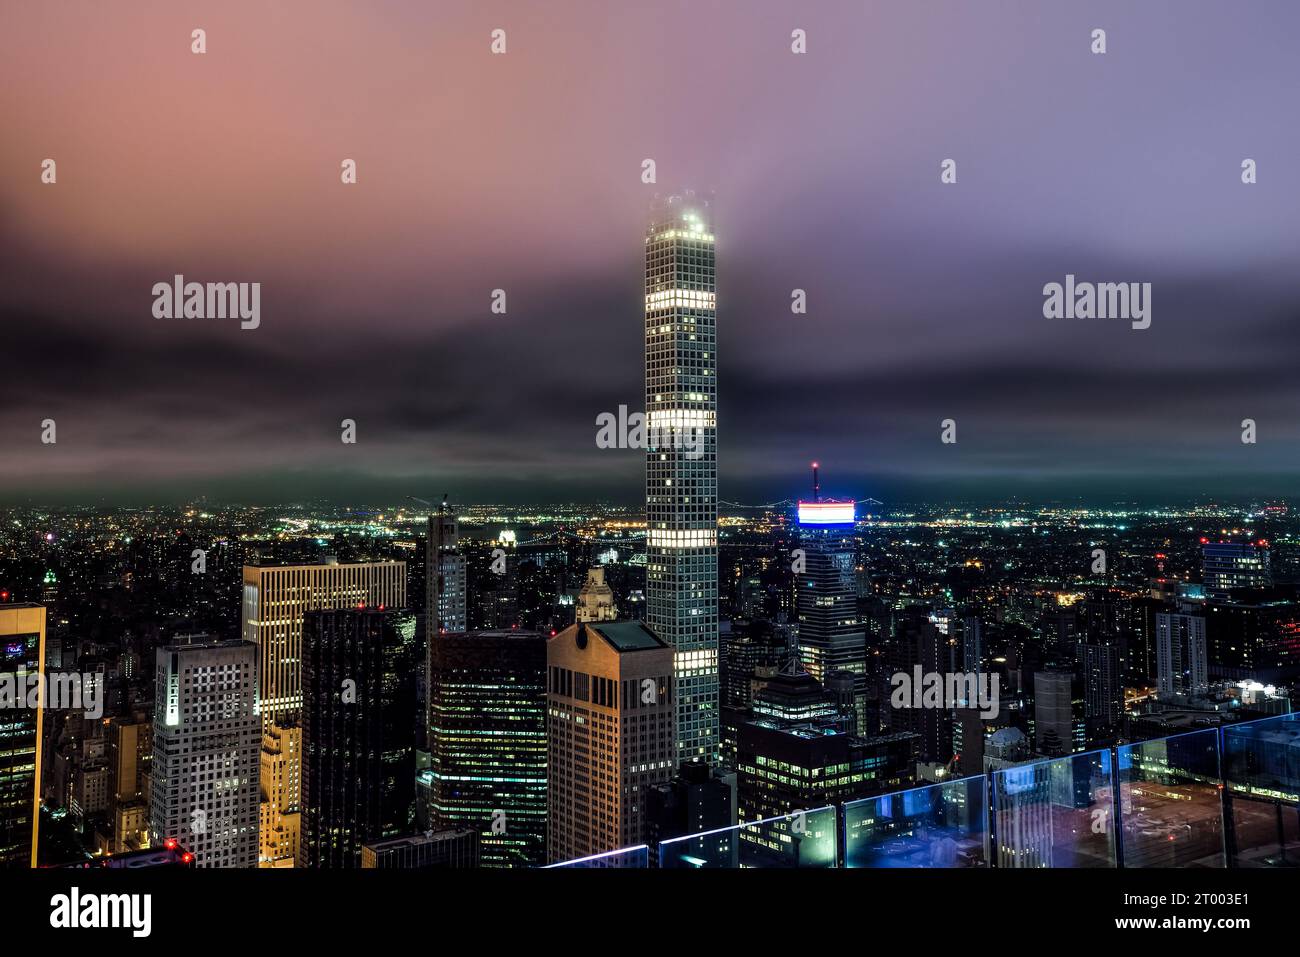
[5,1,1300,505]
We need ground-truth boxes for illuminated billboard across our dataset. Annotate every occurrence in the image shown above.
[797,501,855,525]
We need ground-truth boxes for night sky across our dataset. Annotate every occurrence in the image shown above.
[3,1,1300,505]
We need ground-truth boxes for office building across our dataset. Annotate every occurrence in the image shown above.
[0,604,45,867]
[360,829,480,869]
[258,723,300,867]
[645,760,734,851]
[426,503,467,635]
[241,557,406,730]
[547,621,675,862]
[736,720,916,824]
[241,557,405,864]
[1077,638,1123,743]
[427,629,547,868]
[1156,610,1209,697]
[149,636,260,868]
[1202,541,1271,601]
[1206,587,1300,680]
[797,539,867,686]
[299,608,416,868]
[644,193,720,763]
[884,610,954,764]
[1033,669,1086,756]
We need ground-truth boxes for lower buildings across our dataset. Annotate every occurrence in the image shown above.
[149,635,260,868]
[547,621,675,863]
[361,829,480,868]
[0,604,45,867]
[427,629,547,867]
[299,608,416,868]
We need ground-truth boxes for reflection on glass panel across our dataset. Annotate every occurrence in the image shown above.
[990,749,1114,867]
[658,807,837,868]
[1118,728,1223,868]
[1224,713,1300,868]
[543,845,649,868]
[843,775,988,868]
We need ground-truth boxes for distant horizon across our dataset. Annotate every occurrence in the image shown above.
[2,475,1295,511]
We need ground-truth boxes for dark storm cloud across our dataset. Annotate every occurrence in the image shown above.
[3,0,1300,504]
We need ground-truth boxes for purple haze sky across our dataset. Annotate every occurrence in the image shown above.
[2,1,1300,505]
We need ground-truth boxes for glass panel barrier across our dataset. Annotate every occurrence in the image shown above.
[990,748,1115,867]
[1117,727,1224,868]
[543,845,649,868]
[658,806,838,868]
[1223,712,1300,868]
[843,775,988,867]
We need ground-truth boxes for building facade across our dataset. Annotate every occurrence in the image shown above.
[299,608,417,868]
[0,604,45,867]
[1156,610,1209,697]
[546,621,675,862]
[427,629,547,868]
[644,194,720,763]
[150,636,260,868]
[241,557,405,865]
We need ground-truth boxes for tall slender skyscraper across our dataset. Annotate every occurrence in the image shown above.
[644,193,719,763]
[426,502,467,636]
[0,604,44,868]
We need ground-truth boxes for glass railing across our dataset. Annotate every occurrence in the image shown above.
[1117,727,1224,868]
[844,775,988,867]
[547,712,1299,869]
[990,747,1115,867]
[658,806,837,868]
[1222,712,1300,867]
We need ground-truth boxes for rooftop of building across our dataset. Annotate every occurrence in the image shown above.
[561,620,668,653]
[364,830,476,851]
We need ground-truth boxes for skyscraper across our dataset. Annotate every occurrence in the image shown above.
[1033,669,1086,756]
[427,629,547,868]
[0,604,44,868]
[241,557,406,865]
[1076,638,1123,744]
[150,636,260,868]
[426,503,467,635]
[258,723,300,867]
[644,193,719,763]
[547,621,675,863]
[299,608,417,868]
[241,558,407,730]
[797,541,867,687]
[1156,610,1209,697]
